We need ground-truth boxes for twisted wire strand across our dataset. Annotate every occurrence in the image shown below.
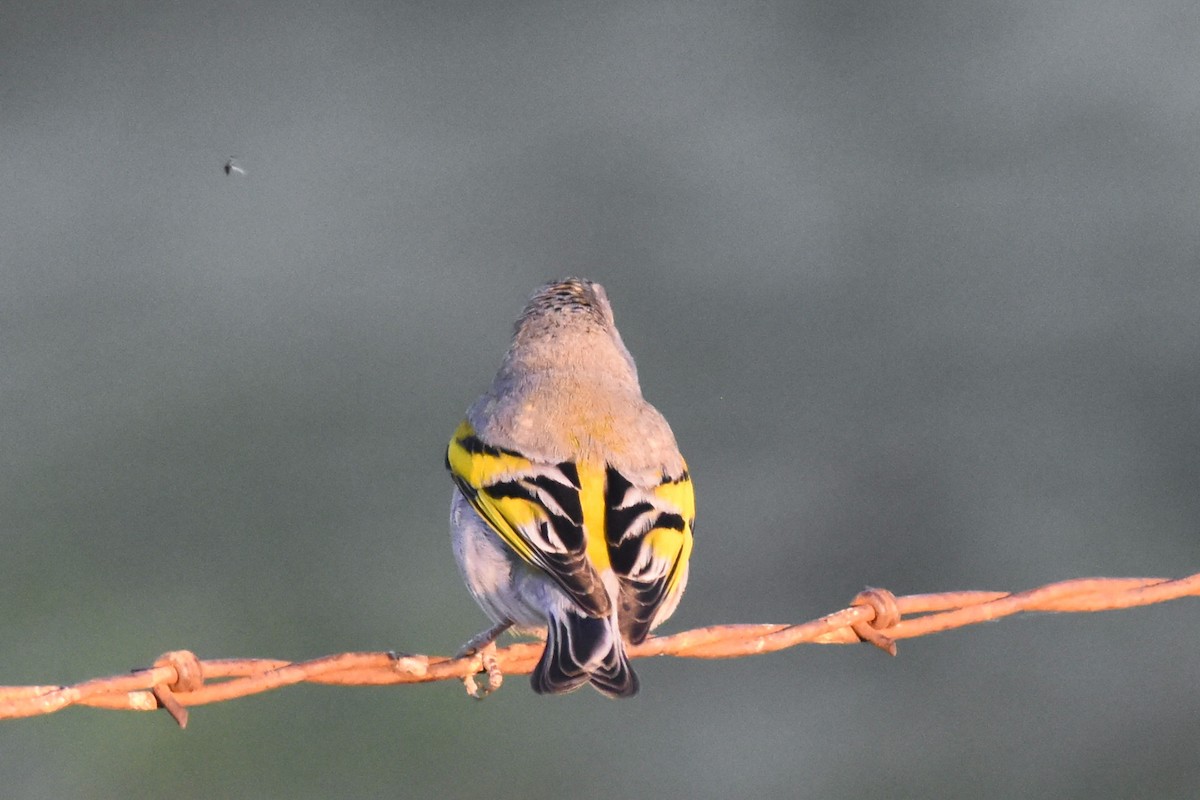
[1,572,1196,727]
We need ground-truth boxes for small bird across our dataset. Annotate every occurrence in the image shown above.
[446,278,695,697]
[223,157,246,176]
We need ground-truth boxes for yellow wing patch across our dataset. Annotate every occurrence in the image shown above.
[605,464,695,643]
[446,420,610,617]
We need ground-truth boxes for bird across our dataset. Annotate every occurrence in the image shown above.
[446,277,695,698]
[223,157,246,176]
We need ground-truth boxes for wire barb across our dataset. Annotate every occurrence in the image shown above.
[144,650,204,728]
[1,571,1196,726]
[850,587,901,655]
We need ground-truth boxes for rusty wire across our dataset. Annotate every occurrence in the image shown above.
[1,571,1196,728]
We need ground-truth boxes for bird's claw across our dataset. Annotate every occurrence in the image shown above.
[461,641,503,699]
[457,621,511,699]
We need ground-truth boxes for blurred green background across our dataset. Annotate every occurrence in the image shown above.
[3,2,1199,798]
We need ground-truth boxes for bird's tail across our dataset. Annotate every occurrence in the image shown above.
[532,608,638,698]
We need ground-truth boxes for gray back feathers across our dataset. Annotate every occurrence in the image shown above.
[467,278,683,476]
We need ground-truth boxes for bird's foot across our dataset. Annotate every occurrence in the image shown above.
[456,621,511,699]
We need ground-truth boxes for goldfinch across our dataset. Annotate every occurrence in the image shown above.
[446,278,695,697]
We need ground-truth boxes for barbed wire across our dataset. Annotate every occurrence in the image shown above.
[2,571,1196,728]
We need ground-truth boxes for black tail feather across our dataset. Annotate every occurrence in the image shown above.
[531,611,638,699]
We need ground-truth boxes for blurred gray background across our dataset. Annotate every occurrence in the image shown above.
[3,1,1199,798]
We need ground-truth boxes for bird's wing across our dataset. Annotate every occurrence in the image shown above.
[605,463,695,644]
[446,420,611,617]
